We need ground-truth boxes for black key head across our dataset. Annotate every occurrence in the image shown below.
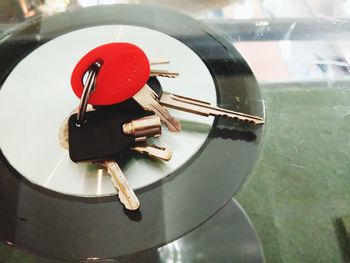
[68,110,150,162]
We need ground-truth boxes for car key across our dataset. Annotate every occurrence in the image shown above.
[68,110,162,162]
[61,109,173,162]
[59,114,140,210]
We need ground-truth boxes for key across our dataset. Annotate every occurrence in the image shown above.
[70,64,172,162]
[92,75,164,114]
[59,114,140,210]
[150,57,179,78]
[150,58,179,78]
[130,143,173,161]
[150,59,170,65]
[90,74,181,135]
[132,85,182,132]
[68,110,162,162]
[122,116,173,160]
[103,161,140,210]
[61,109,172,162]
[71,46,180,132]
[158,92,264,125]
[149,69,179,78]
[145,77,264,125]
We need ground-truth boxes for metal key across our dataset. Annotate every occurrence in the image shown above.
[104,161,140,210]
[122,116,173,160]
[130,143,173,161]
[143,76,264,125]
[150,69,179,78]
[158,92,264,125]
[150,59,170,65]
[133,85,182,132]
[150,58,179,78]
[59,113,140,210]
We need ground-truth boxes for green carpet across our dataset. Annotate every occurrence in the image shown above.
[236,81,350,263]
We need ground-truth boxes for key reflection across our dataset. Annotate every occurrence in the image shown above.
[96,168,104,196]
[158,240,183,263]
[86,257,101,261]
[4,241,14,247]
[181,120,257,142]
[44,152,69,187]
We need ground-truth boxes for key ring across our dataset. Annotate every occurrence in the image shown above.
[76,60,103,127]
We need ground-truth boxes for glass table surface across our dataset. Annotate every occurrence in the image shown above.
[0,1,350,262]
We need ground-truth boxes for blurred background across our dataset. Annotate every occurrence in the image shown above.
[1,0,350,84]
[2,0,350,20]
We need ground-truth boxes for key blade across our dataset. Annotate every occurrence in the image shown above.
[150,59,170,65]
[131,143,173,161]
[103,161,140,210]
[149,101,182,131]
[150,69,180,78]
[133,85,182,132]
[159,92,264,125]
[59,118,69,150]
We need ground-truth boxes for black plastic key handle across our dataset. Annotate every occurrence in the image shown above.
[68,110,151,162]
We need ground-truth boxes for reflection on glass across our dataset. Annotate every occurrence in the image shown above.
[158,240,183,263]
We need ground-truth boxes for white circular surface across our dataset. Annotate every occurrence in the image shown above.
[0,25,216,197]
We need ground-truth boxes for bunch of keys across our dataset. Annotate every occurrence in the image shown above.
[61,60,173,211]
[62,43,264,211]
[59,109,171,211]
[71,43,264,131]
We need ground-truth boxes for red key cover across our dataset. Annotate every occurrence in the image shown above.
[71,43,150,105]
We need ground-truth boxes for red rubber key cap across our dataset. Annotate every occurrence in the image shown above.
[71,43,150,105]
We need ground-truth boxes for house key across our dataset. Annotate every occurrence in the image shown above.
[148,77,264,125]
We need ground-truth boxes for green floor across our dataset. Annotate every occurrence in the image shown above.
[236,81,350,263]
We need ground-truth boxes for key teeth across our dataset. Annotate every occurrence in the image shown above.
[161,75,177,78]
[222,114,264,125]
[104,161,140,211]
[151,75,178,78]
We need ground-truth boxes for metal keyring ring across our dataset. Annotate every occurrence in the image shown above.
[76,61,103,127]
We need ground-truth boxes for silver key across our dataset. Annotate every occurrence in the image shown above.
[150,69,179,78]
[133,85,182,132]
[150,59,170,65]
[158,92,265,125]
[149,58,179,78]
[59,114,140,210]
[131,143,173,161]
[103,161,140,210]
